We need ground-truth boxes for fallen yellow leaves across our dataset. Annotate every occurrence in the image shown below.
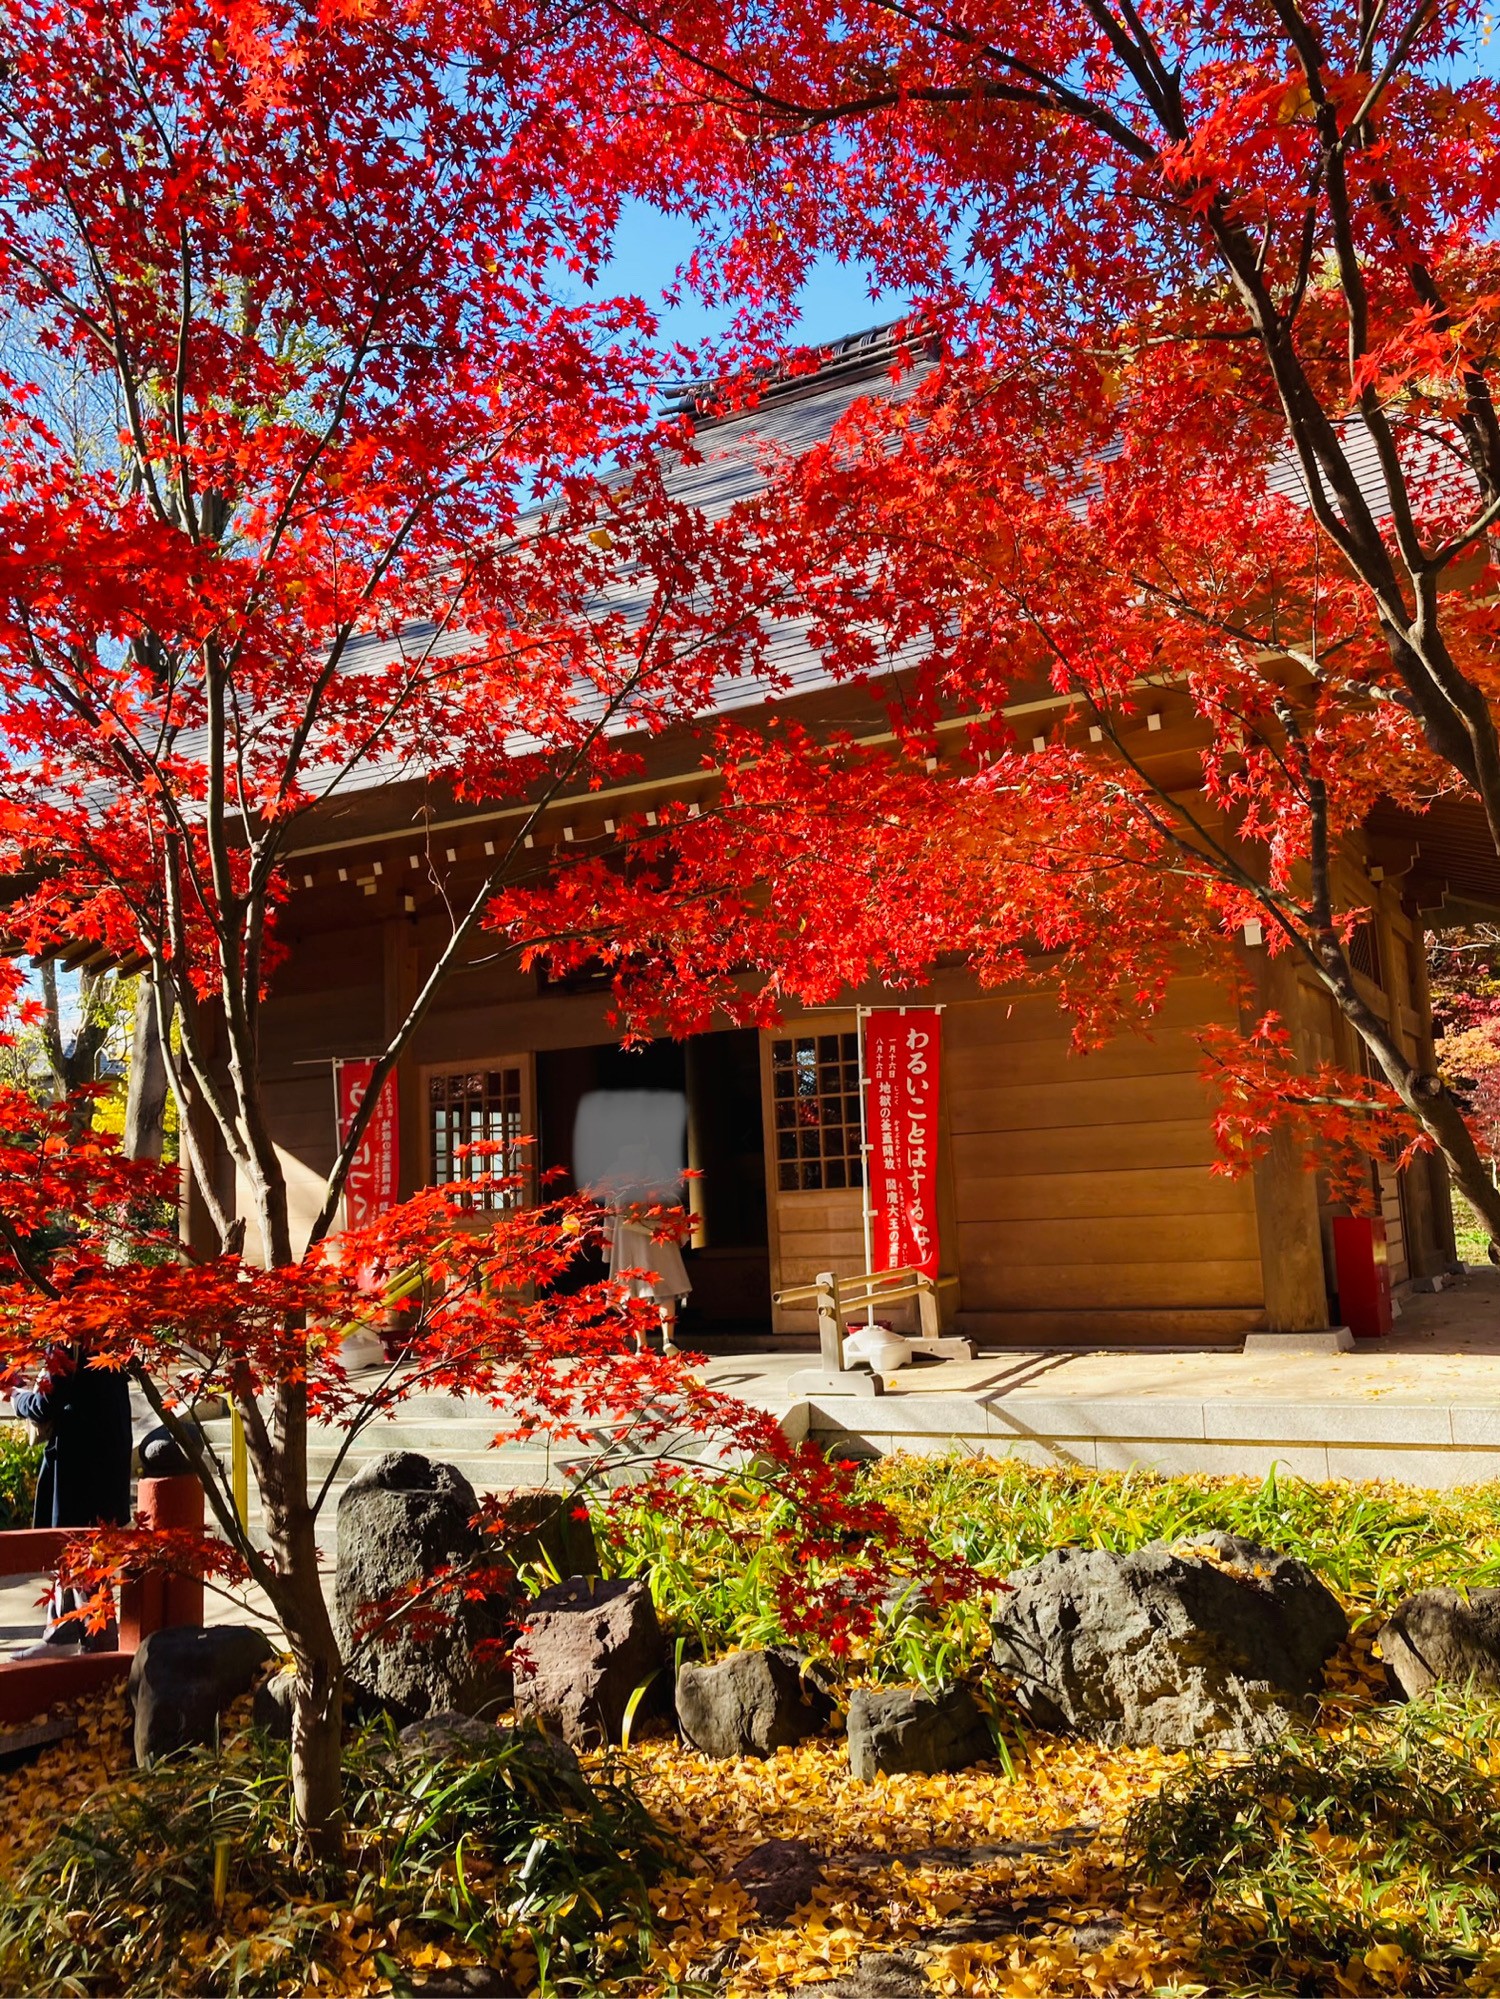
[611,1730,1203,1997]
[0,1599,1460,1999]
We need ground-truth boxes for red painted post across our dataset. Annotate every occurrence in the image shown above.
[139,1473,205,1629]
[0,1471,207,1723]
[1332,1215,1394,1339]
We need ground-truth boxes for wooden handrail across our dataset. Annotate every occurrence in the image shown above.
[774,1267,957,1307]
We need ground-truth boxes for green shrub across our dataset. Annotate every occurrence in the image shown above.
[594,1458,1500,1685]
[0,1718,671,1997]
[1128,1699,1500,1992]
[0,1420,41,1531]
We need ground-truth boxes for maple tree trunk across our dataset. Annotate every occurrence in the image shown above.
[122,978,170,1163]
[234,1167,349,1861]
[256,1370,347,1862]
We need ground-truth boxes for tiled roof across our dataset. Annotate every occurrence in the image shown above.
[247,336,1481,805]
[296,341,931,797]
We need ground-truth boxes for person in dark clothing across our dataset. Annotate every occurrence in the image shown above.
[11,1343,133,1649]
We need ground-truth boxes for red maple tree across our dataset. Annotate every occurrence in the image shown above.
[557,0,1500,1234]
[0,0,949,1856]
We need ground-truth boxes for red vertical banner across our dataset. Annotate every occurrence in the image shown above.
[334,1059,401,1229]
[864,1009,942,1278]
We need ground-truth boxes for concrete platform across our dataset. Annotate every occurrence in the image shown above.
[698,1266,1500,1487]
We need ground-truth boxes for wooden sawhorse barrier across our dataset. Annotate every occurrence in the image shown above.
[775,1265,975,1397]
[0,1474,205,1727]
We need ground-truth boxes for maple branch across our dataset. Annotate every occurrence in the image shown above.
[170,221,197,540]
[304,659,658,1250]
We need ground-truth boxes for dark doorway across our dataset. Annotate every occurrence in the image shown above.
[534,1029,771,1337]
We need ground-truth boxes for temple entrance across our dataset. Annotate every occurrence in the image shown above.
[534,1027,771,1337]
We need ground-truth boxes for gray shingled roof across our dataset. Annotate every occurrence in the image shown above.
[296,346,931,798]
[266,341,1481,804]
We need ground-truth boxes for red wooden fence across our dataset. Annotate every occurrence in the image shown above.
[0,1475,205,1726]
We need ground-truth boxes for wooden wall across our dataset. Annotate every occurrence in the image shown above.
[229,866,1454,1344]
[761,976,1267,1346]
[938,978,1262,1345]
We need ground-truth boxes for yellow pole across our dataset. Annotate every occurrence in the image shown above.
[230,1403,249,1531]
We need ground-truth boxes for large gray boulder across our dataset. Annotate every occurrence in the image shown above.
[128,1624,273,1766]
[845,1684,993,1780]
[991,1533,1346,1751]
[1380,1588,1500,1700]
[335,1451,510,1722]
[512,1575,665,1748]
[676,1647,833,1759]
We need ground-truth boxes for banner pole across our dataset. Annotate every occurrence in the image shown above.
[229,1404,249,1531]
[856,1007,875,1323]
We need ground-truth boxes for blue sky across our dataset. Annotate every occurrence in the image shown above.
[600,199,909,356]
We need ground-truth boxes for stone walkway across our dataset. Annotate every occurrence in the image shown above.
[712,1269,1500,1484]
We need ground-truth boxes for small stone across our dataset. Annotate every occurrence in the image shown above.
[512,1576,665,1748]
[732,1836,825,1923]
[252,1667,295,1742]
[397,1710,502,1758]
[395,1713,590,1804]
[676,1647,833,1759]
[1380,1587,1500,1700]
[137,1424,200,1478]
[845,1683,993,1780]
[128,1624,274,1766]
[821,1951,933,1998]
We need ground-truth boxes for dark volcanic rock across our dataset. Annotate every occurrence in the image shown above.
[137,1423,201,1478]
[397,1710,503,1758]
[128,1624,274,1766]
[991,1533,1346,1751]
[1380,1587,1500,1700]
[845,1683,993,1780]
[511,1575,665,1748]
[335,1451,511,1722]
[676,1646,834,1759]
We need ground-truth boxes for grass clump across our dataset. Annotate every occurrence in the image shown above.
[1128,1698,1500,1994]
[596,1457,1500,1685]
[0,1716,670,1997]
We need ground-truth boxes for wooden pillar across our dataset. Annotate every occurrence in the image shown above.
[1401,904,1459,1272]
[815,1271,846,1372]
[384,914,422,1201]
[1245,950,1333,1332]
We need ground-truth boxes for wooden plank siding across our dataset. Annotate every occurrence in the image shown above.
[225,853,1455,1342]
[940,980,1266,1345]
[761,978,1270,1344]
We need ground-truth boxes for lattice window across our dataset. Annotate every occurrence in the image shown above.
[1348,920,1383,988]
[770,1032,865,1192]
[428,1066,525,1211]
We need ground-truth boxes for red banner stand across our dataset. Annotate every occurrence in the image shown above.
[0,1473,206,1726]
[864,1007,943,1280]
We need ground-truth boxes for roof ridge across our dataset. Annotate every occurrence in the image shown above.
[660,319,938,430]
